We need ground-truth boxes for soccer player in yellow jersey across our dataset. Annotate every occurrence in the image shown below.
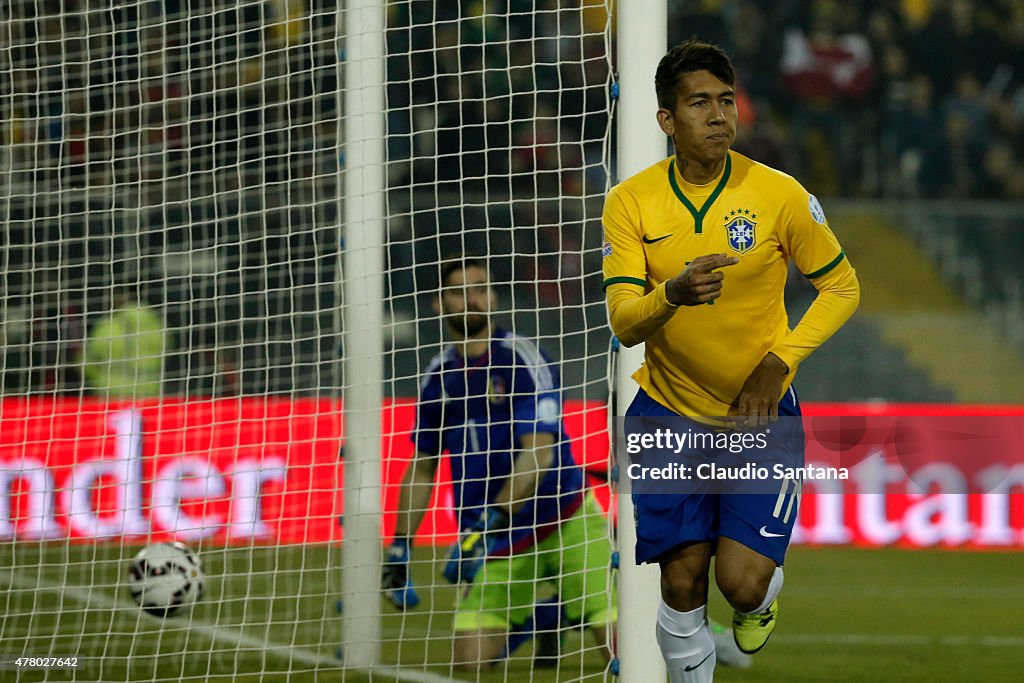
[603,40,859,681]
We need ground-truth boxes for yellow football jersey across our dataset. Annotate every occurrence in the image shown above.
[602,150,859,418]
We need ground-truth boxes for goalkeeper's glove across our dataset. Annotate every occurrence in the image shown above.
[381,537,420,610]
[442,507,511,585]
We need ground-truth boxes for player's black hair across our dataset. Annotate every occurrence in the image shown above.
[439,257,489,289]
[655,39,735,110]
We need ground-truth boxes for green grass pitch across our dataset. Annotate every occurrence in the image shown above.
[1,543,1022,682]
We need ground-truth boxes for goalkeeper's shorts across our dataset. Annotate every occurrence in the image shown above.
[454,493,617,631]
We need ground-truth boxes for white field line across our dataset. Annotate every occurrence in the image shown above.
[794,585,1024,599]
[0,570,461,683]
[775,633,1024,648]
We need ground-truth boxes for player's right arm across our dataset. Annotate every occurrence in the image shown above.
[603,184,737,346]
[395,369,445,539]
[383,366,445,609]
[383,449,439,609]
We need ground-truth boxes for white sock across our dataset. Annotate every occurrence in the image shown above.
[739,566,784,615]
[656,600,716,683]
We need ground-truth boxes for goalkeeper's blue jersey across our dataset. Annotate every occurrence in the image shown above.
[413,328,585,556]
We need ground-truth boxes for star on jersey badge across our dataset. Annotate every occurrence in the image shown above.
[487,376,507,405]
[724,209,757,254]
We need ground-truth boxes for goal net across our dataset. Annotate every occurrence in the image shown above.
[0,1,616,681]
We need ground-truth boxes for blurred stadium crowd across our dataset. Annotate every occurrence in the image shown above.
[386,0,1024,200]
[2,1,340,395]
[685,0,1024,199]
[0,0,1021,397]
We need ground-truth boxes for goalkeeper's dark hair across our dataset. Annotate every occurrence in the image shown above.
[439,257,490,289]
[655,39,735,110]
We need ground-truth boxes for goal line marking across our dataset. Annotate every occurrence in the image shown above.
[775,633,1024,648]
[0,570,461,683]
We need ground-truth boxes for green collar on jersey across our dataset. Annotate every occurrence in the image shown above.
[668,153,732,234]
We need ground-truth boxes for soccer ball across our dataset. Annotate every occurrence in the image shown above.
[127,541,205,617]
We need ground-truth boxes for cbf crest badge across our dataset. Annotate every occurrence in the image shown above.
[724,209,757,254]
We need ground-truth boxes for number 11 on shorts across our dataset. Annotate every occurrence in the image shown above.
[772,477,801,524]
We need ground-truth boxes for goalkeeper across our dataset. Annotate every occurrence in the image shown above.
[382,257,616,670]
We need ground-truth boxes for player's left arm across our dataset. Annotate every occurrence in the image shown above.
[491,431,557,516]
[735,189,860,425]
[441,429,557,585]
[770,190,861,372]
[494,349,563,517]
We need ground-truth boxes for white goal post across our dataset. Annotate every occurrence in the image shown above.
[341,0,387,670]
[612,2,667,681]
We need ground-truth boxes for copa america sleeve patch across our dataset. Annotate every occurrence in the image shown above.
[601,241,613,257]
[537,397,559,423]
[809,195,827,224]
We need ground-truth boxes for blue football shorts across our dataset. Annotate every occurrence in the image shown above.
[626,387,804,566]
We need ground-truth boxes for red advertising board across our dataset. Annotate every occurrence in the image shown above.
[1,398,1022,548]
[0,397,344,543]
